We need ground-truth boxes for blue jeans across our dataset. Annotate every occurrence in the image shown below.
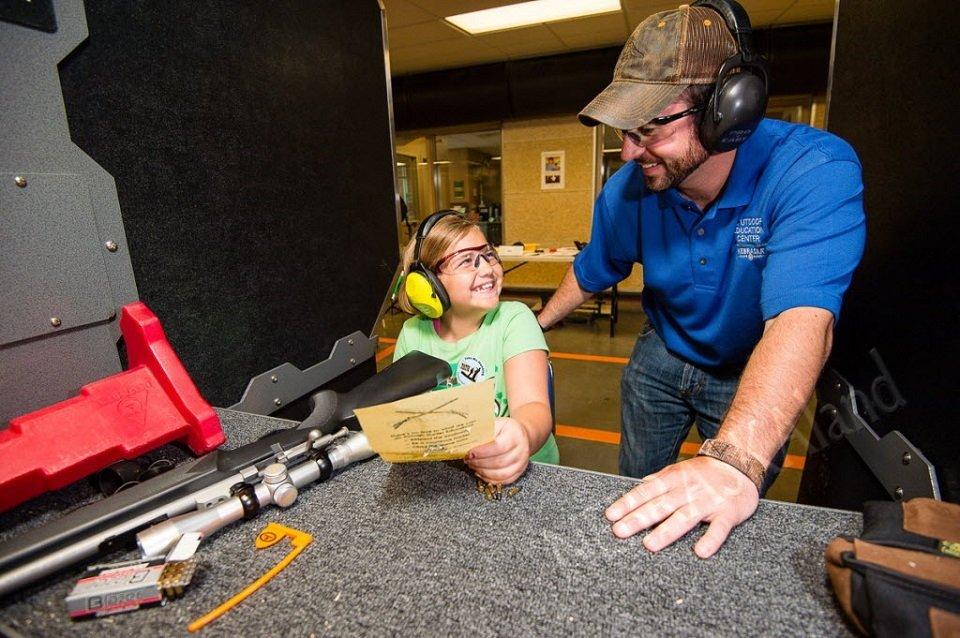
[619,328,785,496]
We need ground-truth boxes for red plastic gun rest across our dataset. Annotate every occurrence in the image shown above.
[0,302,225,513]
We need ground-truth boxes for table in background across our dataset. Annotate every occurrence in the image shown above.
[499,248,620,337]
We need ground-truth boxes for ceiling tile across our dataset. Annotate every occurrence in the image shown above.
[476,25,565,51]
[737,0,794,13]
[409,0,515,18]
[389,20,465,48]
[556,33,629,51]
[744,9,795,27]
[624,2,690,30]
[774,0,835,24]
[738,0,804,24]
[387,0,832,75]
[382,0,436,28]
[501,41,571,59]
[547,12,629,43]
[622,0,685,15]
[398,36,498,54]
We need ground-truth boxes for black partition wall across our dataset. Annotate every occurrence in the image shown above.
[798,0,960,506]
[56,1,399,407]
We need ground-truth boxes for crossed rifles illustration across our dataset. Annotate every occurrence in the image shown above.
[391,397,469,429]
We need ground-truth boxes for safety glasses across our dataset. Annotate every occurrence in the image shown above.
[614,105,703,147]
[434,243,502,274]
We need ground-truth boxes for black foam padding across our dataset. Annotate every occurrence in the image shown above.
[799,0,960,507]
[0,409,861,635]
[56,1,399,407]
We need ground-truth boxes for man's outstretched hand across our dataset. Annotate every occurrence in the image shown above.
[604,456,760,558]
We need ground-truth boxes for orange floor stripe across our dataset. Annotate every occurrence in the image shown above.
[556,424,805,470]
[376,345,395,362]
[555,424,620,445]
[550,351,629,365]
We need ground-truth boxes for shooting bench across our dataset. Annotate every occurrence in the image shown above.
[0,410,860,636]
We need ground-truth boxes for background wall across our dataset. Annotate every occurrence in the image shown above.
[500,116,643,292]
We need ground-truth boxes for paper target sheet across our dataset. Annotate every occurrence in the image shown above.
[354,380,495,462]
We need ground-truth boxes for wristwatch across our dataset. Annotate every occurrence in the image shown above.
[697,439,766,493]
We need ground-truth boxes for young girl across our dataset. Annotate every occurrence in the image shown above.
[394,211,559,484]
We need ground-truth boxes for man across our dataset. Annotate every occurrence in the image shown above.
[536,1,866,557]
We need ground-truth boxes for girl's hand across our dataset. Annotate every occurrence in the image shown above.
[465,417,531,484]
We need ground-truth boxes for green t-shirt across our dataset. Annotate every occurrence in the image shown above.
[393,301,559,464]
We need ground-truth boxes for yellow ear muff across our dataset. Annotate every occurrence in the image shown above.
[405,271,444,319]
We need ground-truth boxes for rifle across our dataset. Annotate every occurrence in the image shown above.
[0,351,451,597]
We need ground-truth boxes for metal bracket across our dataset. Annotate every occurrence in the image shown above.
[269,443,289,465]
[230,331,377,415]
[818,368,940,501]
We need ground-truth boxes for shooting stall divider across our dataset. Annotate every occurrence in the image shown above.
[2,0,400,435]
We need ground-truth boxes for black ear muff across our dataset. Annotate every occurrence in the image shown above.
[404,210,459,318]
[692,0,769,153]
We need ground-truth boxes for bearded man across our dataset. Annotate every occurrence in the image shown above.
[536,1,866,557]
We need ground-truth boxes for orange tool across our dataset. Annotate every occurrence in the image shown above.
[187,523,313,632]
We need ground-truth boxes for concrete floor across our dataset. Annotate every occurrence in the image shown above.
[375,292,811,503]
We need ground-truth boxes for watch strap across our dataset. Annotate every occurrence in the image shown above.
[697,438,766,493]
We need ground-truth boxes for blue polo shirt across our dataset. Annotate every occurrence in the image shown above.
[574,119,866,368]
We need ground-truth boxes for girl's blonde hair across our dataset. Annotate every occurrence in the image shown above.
[397,213,480,315]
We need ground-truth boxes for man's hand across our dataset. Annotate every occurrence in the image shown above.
[537,267,595,330]
[466,417,531,484]
[604,456,759,558]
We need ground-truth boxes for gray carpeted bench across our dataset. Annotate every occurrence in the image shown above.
[0,409,860,636]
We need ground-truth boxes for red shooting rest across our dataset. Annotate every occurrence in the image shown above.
[0,302,225,512]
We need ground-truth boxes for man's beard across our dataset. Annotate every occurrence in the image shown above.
[642,138,709,192]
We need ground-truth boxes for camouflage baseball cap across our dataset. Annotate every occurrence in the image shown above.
[579,4,737,130]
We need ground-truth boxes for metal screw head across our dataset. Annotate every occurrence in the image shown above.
[262,463,287,484]
[349,358,356,365]
[50,317,62,327]
[902,452,912,465]
[270,375,279,383]
[104,240,119,252]
[894,486,904,499]
[348,338,355,346]
[273,397,282,406]
[272,483,298,508]
[14,176,27,188]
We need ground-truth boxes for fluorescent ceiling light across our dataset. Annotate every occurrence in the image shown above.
[446,0,621,35]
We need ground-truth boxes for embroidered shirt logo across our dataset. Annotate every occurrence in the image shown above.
[456,356,486,385]
[735,216,767,261]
